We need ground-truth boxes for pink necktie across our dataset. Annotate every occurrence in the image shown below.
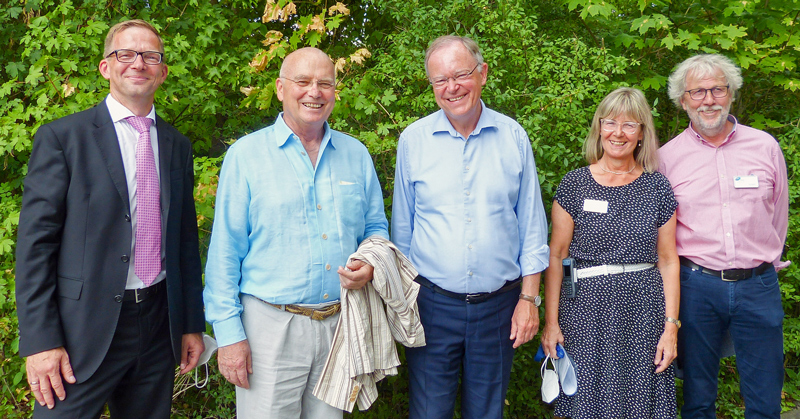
[126,116,161,287]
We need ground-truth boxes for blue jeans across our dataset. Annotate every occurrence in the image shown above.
[406,285,518,419]
[678,264,784,419]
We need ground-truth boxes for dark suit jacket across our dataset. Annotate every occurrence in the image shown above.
[15,100,205,383]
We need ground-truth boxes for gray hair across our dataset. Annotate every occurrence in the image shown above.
[584,87,660,173]
[668,54,743,108]
[424,35,484,78]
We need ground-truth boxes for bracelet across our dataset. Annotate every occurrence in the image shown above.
[665,317,681,328]
[519,293,541,307]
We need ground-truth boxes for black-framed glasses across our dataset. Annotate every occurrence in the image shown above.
[106,49,164,65]
[685,85,729,101]
[430,63,481,89]
[600,119,642,135]
[281,77,337,91]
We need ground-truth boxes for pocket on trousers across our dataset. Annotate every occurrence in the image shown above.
[758,267,779,288]
[57,276,84,300]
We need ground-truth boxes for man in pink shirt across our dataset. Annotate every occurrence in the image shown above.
[659,54,789,419]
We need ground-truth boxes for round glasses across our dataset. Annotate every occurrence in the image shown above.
[685,85,729,101]
[600,119,641,135]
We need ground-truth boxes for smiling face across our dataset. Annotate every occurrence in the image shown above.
[98,26,167,111]
[427,42,488,132]
[681,69,732,139]
[276,48,336,136]
[599,113,642,162]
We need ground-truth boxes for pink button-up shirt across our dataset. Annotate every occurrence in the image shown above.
[658,116,789,271]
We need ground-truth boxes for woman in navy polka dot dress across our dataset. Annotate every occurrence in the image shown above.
[541,87,680,418]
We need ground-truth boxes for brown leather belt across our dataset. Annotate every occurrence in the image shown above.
[256,297,341,320]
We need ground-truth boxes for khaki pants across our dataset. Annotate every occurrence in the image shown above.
[237,294,342,419]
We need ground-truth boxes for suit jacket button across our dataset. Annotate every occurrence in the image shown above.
[125,214,131,222]
[114,295,123,303]
[121,255,129,263]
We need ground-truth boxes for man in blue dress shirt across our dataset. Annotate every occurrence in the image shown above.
[203,47,389,418]
[392,36,550,419]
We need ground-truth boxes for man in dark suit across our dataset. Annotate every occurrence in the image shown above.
[15,19,205,418]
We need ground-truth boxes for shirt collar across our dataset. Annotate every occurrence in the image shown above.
[274,112,334,149]
[431,100,496,140]
[687,114,738,146]
[105,94,156,125]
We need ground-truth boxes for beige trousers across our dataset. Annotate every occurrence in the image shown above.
[237,294,342,419]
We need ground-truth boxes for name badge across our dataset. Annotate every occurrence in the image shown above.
[583,199,609,213]
[733,175,759,189]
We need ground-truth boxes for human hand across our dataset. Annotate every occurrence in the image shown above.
[541,322,565,359]
[654,323,678,373]
[217,340,252,388]
[510,299,539,349]
[179,333,205,374]
[26,347,76,409]
[338,260,374,290]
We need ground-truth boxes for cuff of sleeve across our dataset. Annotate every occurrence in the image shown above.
[519,245,550,277]
[212,316,247,348]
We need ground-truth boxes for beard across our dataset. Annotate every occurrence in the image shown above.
[688,104,730,135]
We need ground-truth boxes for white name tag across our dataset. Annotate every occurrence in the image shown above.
[583,199,609,213]
[733,175,759,189]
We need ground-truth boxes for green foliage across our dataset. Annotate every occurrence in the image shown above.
[1,0,799,417]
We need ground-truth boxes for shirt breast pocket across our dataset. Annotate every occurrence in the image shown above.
[336,181,367,230]
[735,170,773,203]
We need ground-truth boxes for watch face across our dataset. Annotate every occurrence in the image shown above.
[534,295,542,306]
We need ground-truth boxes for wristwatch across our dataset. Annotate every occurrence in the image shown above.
[665,317,681,328]
[519,293,541,307]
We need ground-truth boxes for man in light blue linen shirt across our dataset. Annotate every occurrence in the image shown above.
[203,47,389,418]
[392,36,549,419]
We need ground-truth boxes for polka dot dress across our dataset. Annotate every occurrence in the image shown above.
[553,166,678,419]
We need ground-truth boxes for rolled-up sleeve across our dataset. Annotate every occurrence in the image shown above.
[203,146,251,347]
[515,131,549,276]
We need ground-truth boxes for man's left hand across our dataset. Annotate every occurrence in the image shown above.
[510,299,539,348]
[338,260,374,290]
[179,332,205,374]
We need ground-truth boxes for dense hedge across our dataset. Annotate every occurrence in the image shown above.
[1,0,798,417]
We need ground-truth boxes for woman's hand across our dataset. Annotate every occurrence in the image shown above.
[541,321,565,359]
[654,322,678,373]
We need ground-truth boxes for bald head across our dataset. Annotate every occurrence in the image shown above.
[280,47,335,81]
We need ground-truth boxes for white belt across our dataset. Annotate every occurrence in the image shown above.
[575,263,654,280]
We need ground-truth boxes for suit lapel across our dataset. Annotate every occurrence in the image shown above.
[156,115,173,238]
[92,101,130,214]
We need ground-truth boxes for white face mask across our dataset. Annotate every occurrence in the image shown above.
[194,334,219,388]
[540,355,560,403]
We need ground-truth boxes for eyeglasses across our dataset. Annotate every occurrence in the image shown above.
[281,77,336,91]
[106,49,164,65]
[600,119,642,135]
[430,63,481,89]
[685,85,729,101]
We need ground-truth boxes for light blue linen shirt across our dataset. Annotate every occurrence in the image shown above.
[204,114,389,346]
[391,102,549,294]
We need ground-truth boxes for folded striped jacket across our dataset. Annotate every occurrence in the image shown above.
[313,235,425,412]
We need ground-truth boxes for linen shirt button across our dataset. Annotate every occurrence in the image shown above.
[322,233,328,240]
[465,191,470,196]
[301,151,306,156]
[468,271,473,276]
[326,264,331,270]
[317,204,322,210]
[323,293,329,299]
[468,244,473,249]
